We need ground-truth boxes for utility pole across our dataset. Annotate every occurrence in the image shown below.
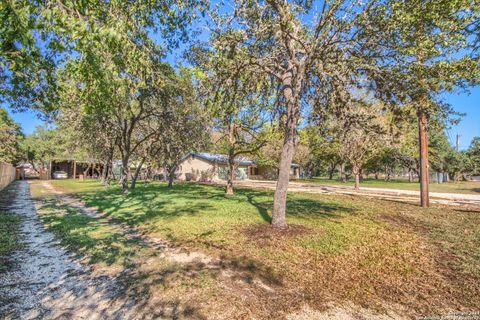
[418,111,430,207]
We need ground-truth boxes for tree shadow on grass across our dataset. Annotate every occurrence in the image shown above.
[34,195,285,319]
[246,193,272,223]
[36,197,144,267]
[453,207,480,214]
[34,197,211,318]
[68,186,215,227]
[286,197,353,219]
[468,188,480,194]
[68,182,354,228]
[246,194,354,223]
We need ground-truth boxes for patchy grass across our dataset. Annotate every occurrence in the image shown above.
[33,197,146,269]
[0,211,22,256]
[0,211,22,271]
[30,187,226,318]
[297,177,480,194]
[29,179,480,318]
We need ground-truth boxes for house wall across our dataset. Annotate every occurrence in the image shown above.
[290,166,300,179]
[177,156,217,181]
[177,156,250,181]
[248,166,277,180]
[249,165,300,180]
[177,155,301,182]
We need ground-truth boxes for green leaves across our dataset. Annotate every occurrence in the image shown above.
[368,0,479,116]
[0,107,23,164]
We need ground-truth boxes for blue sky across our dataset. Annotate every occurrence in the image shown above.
[442,87,480,150]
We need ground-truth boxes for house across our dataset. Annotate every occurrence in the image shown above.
[176,152,301,182]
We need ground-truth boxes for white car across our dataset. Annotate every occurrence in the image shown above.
[53,171,68,179]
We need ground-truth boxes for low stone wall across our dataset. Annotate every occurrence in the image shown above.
[0,162,16,191]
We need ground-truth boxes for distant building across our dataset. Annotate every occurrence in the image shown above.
[176,152,300,182]
[47,159,104,179]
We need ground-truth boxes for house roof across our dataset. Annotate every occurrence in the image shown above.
[186,152,300,167]
[188,152,256,165]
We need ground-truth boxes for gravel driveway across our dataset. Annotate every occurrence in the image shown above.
[0,181,133,319]
[233,180,480,207]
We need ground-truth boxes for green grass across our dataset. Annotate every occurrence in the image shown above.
[45,180,361,252]
[30,179,480,318]
[297,176,480,194]
[30,183,223,316]
[0,211,22,271]
[35,198,147,268]
[0,211,22,256]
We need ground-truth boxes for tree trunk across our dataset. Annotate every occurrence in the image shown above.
[167,165,176,188]
[272,68,300,228]
[384,165,390,181]
[130,157,145,190]
[73,160,76,180]
[120,156,129,193]
[102,146,114,185]
[340,163,347,182]
[83,163,91,178]
[101,161,108,185]
[328,163,335,180]
[111,159,116,180]
[226,155,235,195]
[353,165,360,190]
[272,137,295,228]
[418,111,430,207]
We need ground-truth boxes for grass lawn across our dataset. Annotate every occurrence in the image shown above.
[0,211,23,273]
[297,177,480,194]
[0,212,22,257]
[0,185,23,272]
[30,179,480,319]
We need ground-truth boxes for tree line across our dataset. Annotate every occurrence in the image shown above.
[1,0,479,228]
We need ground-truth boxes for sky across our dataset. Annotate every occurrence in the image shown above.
[442,87,480,150]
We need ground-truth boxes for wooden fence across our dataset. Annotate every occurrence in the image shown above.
[0,162,16,191]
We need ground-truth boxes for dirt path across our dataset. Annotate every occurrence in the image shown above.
[233,180,480,207]
[0,181,141,319]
